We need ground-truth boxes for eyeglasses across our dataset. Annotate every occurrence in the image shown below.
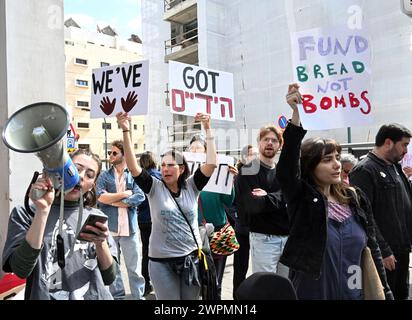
[108,151,118,156]
[262,138,279,144]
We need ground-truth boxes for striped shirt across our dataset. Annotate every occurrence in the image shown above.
[328,201,353,222]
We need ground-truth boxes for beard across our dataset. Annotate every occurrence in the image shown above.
[111,158,124,166]
[262,148,276,159]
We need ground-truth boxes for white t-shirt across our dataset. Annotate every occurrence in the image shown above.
[136,169,208,259]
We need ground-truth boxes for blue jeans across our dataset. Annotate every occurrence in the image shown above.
[250,232,289,277]
[110,232,146,300]
[149,259,200,300]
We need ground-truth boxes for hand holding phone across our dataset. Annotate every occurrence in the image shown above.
[76,212,108,242]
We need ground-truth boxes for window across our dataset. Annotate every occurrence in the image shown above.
[77,122,90,129]
[75,58,88,65]
[76,101,89,108]
[134,124,138,130]
[78,144,90,151]
[142,125,145,134]
[65,40,74,46]
[143,144,146,150]
[102,122,112,130]
[134,144,138,149]
[101,62,110,67]
[75,79,88,87]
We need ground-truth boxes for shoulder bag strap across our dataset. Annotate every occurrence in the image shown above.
[198,197,207,226]
[162,182,200,250]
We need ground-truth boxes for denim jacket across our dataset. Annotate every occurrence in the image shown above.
[96,166,145,234]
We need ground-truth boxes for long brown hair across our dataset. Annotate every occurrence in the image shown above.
[161,149,190,190]
[300,137,355,204]
[70,148,102,207]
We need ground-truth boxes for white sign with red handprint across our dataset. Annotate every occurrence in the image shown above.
[169,61,235,121]
[91,60,149,118]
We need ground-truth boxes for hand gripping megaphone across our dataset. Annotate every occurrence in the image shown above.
[2,102,80,198]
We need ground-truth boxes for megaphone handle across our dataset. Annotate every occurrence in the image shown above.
[32,188,47,200]
[24,171,40,217]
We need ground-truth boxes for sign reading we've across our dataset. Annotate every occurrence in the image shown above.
[291,26,372,130]
[169,61,235,121]
[183,152,235,195]
[91,60,149,118]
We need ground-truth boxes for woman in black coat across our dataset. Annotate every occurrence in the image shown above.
[276,84,393,300]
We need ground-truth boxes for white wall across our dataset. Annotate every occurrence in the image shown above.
[0,0,65,277]
[213,0,412,143]
[142,0,173,155]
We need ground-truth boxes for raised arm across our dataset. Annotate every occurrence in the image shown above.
[196,113,217,177]
[116,112,142,177]
[276,84,306,202]
[286,83,302,126]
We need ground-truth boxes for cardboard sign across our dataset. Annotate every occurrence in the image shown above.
[183,152,234,194]
[291,26,372,130]
[169,61,235,121]
[91,60,149,118]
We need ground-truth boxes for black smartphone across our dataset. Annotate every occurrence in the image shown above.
[76,212,108,242]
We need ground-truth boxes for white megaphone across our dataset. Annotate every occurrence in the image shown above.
[2,102,80,198]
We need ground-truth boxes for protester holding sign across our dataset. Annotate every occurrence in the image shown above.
[116,111,217,300]
[291,26,373,130]
[276,83,392,300]
[188,134,237,300]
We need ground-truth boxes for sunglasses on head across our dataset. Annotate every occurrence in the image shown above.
[108,151,119,156]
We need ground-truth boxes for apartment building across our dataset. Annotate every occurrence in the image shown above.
[65,20,145,167]
[143,0,412,155]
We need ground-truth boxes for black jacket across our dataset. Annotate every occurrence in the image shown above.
[349,152,412,257]
[235,160,289,235]
[276,122,392,298]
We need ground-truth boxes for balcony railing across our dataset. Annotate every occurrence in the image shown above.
[164,28,198,55]
[164,0,186,12]
[167,122,201,143]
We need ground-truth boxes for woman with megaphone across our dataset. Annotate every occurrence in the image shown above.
[2,149,119,300]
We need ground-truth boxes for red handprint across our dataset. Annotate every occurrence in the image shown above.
[100,97,116,115]
[121,91,138,112]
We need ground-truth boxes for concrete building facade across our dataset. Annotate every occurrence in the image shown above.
[143,0,412,155]
[64,23,145,167]
[0,0,66,278]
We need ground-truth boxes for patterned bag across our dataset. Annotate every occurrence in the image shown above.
[209,222,240,256]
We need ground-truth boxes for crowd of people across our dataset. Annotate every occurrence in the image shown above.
[2,84,412,300]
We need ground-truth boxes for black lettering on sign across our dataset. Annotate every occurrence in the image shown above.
[92,69,114,94]
[215,163,230,186]
[122,64,142,88]
[182,67,220,93]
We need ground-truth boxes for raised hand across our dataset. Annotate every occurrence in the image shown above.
[116,112,131,131]
[228,165,238,177]
[194,112,211,131]
[100,97,116,115]
[286,83,302,110]
[121,91,138,112]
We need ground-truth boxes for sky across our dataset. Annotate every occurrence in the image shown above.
[64,0,141,39]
